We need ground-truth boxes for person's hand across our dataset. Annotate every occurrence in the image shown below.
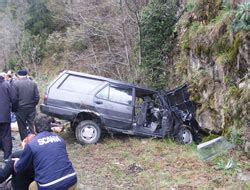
[22,134,36,149]
[21,141,26,149]
[51,126,64,133]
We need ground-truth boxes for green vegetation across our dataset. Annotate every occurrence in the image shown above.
[186,0,198,12]
[7,57,18,70]
[223,83,248,131]
[194,0,222,23]
[227,127,243,145]
[232,2,250,32]
[140,0,177,89]
[181,6,235,58]
[17,0,69,69]
[25,0,55,36]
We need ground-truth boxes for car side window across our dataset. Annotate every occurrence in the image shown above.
[59,75,103,93]
[96,86,109,99]
[96,85,132,105]
[109,86,132,105]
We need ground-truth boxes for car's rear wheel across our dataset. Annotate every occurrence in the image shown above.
[75,120,101,144]
[175,126,193,144]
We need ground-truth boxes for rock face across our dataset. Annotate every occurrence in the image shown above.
[186,34,249,133]
[170,1,249,145]
[186,50,226,131]
[245,141,250,159]
[182,32,249,156]
[187,52,224,130]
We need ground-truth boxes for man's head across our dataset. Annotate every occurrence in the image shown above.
[16,69,28,78]
[5,70,13,80]
[34,113,53,133]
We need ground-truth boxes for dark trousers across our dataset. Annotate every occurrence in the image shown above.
[0,123,12,160]
[16,107,36,141]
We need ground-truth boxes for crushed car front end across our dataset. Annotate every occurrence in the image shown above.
[159,83,204,144]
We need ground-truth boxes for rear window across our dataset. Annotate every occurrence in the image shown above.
[59,75,103,93]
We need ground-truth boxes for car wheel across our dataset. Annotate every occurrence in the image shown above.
[175,126,193,144]
[75,120,101,144]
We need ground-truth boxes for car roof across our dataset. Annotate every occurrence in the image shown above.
[63,70,157,94]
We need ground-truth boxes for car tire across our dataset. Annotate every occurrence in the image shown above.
[75,120,101,144]
[175,126,193,144]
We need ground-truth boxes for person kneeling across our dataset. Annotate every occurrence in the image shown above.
[14,113,77,190]
[0,134,35,190]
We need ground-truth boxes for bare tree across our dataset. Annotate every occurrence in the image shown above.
[47,0,148,82]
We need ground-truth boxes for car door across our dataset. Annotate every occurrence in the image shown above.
[94,84,133,130]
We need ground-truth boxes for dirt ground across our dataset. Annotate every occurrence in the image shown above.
[1,128,249,190]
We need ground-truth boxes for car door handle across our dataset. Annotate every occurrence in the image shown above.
[94,100,103,104]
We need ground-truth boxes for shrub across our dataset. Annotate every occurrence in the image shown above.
[25,0,55,36]
[140,0,177,89]
[232,2,250,32]
[7,57,18,70]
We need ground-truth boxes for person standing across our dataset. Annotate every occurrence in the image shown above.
[0,72,18,161]
[4,70,17,123]
[14,69,40,140]
[14,113,77,190]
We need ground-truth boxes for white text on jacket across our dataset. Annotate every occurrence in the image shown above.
[37,136,61,145]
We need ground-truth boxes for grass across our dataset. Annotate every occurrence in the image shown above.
[180,4,235,58]
[59,129,249,189]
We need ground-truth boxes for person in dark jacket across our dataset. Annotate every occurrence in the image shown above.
[0,72,18,161]
[0,150,34,190]
[4,70,17,123]
[14,69,40,140]
[14,113,77,190]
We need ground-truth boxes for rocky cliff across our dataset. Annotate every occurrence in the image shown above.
[171,0,249,143]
